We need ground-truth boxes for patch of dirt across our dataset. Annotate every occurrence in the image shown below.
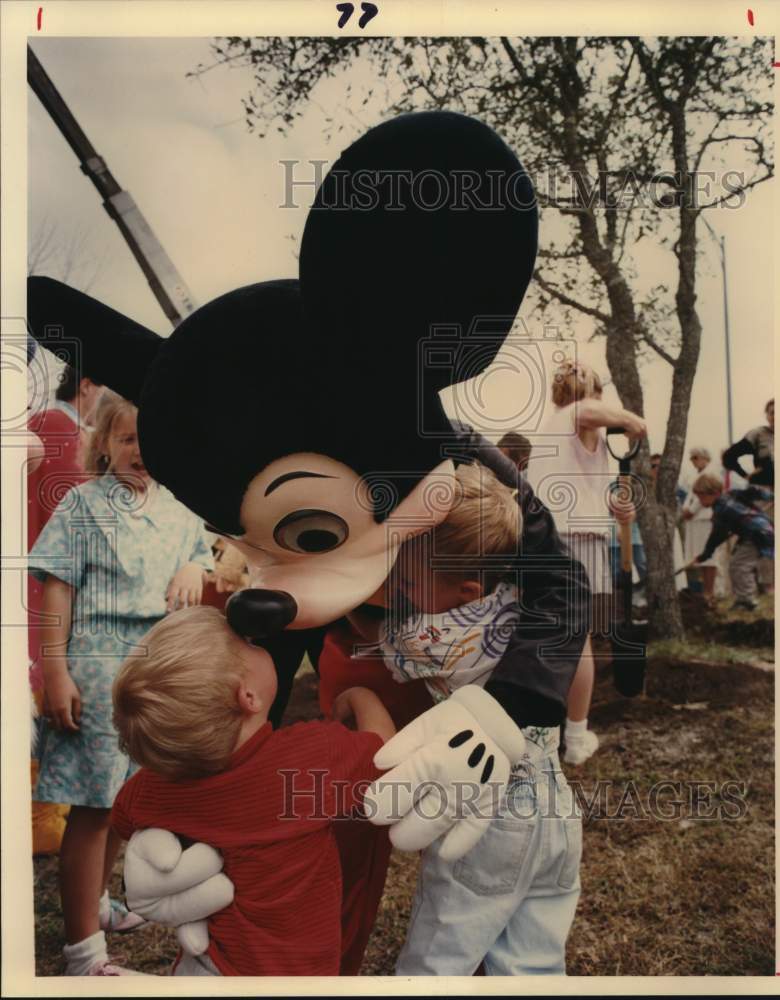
[680,593,775,647]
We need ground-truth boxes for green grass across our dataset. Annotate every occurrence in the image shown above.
[649,637,774,667]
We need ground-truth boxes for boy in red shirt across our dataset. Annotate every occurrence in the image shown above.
[111,605,394,976]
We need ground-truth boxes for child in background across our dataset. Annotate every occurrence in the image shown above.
[111,605,394,977]
[497,430,533,472]
[29,392,213,976]
[526,360,645,765]
[688,473,774,611]
[28,362,104,857]
[681,447,718,600]
[348,462,582,976]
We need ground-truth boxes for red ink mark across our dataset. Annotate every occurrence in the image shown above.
[747,9,754,25]
[37,7,42,29]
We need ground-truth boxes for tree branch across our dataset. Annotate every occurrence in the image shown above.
[697,167,774,210]
[638,326,677,366]
[499,37,527,80]
[533,269,611,324]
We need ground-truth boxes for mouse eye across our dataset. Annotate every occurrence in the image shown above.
[273,509,349,554]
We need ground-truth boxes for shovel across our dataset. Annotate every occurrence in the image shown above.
[606,429,648,697]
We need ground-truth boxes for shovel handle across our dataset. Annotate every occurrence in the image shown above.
[619,511,633,573]
[612,468,634,573]
[606,427,641,467]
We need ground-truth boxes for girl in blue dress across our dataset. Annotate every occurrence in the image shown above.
[30,391,213,976]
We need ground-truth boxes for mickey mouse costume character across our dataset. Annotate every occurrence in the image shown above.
[28,111,590,971]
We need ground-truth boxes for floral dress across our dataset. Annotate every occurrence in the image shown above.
[29,474,213,808]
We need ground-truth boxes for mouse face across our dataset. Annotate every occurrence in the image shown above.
[216,453,456,630]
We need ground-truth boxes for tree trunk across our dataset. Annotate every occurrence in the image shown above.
[604,303,685,641]
[552,44,686,641]
[639,501,684,635]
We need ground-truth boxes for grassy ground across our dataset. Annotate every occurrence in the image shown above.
[33,596,774,977]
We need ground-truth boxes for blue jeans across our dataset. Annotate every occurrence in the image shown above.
[395,752,582,976]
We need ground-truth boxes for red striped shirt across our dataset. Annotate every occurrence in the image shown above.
[112,720,383,975]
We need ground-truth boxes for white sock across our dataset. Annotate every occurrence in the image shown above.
[566,718,588,739]
[98,889,110,923]
[63,929,108,976]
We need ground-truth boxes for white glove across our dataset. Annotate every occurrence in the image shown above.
[124,829,235,956]
[364,685,526,862]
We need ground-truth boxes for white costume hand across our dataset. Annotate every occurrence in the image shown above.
[364,686,527,862]
[124,829,235,956]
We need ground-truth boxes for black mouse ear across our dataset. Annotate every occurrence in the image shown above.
[300,111,537,379]
[27,276,164,405]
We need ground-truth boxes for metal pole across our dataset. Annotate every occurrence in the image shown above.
[27,45,197,327]
[701,216,735,461]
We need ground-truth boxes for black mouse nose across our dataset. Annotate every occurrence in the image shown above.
[225,589,298,640]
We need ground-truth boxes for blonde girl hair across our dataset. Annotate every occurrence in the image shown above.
[82,390,137,476]
[113,606,251,780]
[689,447,711,462]
[551,359,603,408]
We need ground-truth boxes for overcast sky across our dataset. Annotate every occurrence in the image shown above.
[28,36,774,473]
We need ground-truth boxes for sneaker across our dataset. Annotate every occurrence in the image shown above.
[564,729,599,766]
[99,897,146,933]
[87,958,150,976]
[731,599,758,612]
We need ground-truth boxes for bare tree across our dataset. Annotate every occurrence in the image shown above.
[28,216,104,292]
[192,36,773,636]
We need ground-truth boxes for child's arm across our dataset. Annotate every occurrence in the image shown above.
[166,562,208,612]
[166,516,215,611]
[722,438,753,482]
[575,398,647,439]
[39,576,81,732]
[695,520,731,564]
[332,686,396,744]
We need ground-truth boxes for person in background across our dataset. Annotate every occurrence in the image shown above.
[28,364,105,662]
[29,392,213,975]
[719,449,748,492]
[681,448,718,601]
[497,430,533,472]
[28,363,104,857]
[723,400,774,590]
[722,399,774,493]
[688,473,774,611]
[526,360,645,766]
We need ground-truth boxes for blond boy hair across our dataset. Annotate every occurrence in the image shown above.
[693,472,723,496]
[113,606,250,781]
[551,359,603,408]
[398,462,522,594]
